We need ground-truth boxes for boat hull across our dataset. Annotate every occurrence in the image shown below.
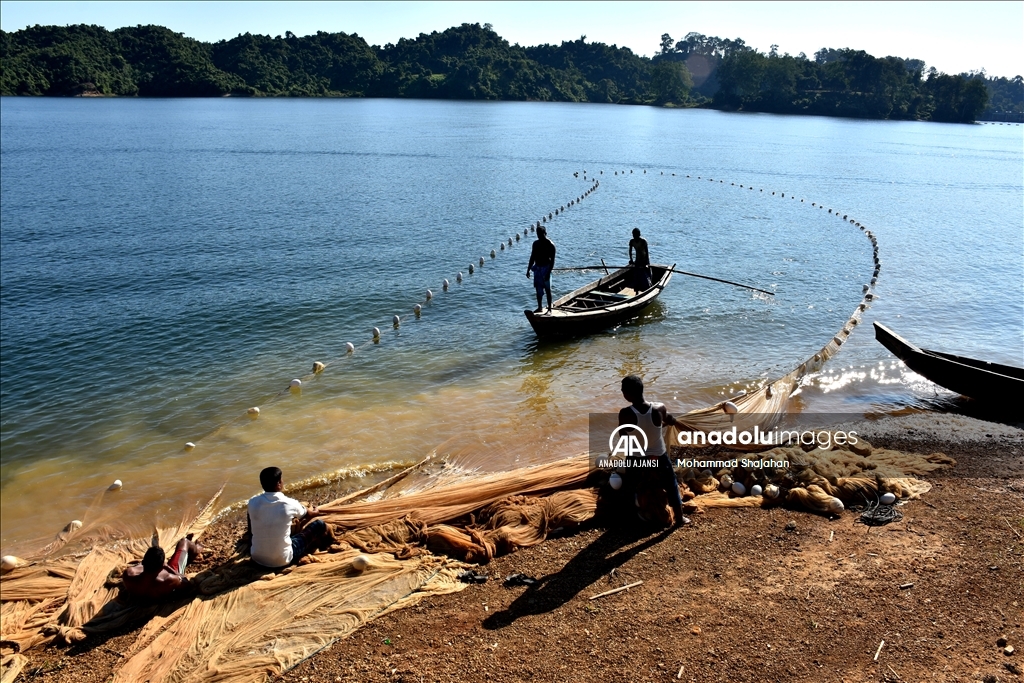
[873,322,1024,402]
[525,264,673,338]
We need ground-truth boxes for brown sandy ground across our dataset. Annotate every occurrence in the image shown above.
[23,430,1024,683]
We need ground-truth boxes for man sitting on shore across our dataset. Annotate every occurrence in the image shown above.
[247,466,327,568]
[121,535,202,600]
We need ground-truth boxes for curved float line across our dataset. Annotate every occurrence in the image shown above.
[646,167,880,427]
[177,177,601,451]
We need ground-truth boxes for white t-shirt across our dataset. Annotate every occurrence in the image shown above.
[247,491,306,568]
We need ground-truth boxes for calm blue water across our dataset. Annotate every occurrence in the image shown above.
[1,98,1021,547]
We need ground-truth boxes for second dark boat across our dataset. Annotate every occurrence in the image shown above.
[873,321,1024,402]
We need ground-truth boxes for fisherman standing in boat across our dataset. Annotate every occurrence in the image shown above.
[618,375,689,527]
[527,226,556,313]
[628,228,652,291]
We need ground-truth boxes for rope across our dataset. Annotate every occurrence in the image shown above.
[857,502,904,526]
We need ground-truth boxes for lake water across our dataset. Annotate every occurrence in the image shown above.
[1,98,1021,550]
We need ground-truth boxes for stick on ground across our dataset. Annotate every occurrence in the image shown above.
[590,580,643,600]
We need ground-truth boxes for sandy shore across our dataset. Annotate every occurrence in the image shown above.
[25,414,1024,683]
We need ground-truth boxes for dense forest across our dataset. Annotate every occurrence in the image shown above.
[2,22,1020,123]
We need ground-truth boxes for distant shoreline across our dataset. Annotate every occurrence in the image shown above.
[3,23,1019,123]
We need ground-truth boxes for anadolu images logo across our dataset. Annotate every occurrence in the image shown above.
[608,424,648,457]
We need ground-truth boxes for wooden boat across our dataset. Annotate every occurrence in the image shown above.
[525,264,674,338]
[873,321,1024,401]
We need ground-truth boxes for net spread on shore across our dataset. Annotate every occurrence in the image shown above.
[0,441,952,683]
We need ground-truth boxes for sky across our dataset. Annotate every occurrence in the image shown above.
[1,1,1021,78]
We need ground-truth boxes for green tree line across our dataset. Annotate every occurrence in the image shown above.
[2,22,1016,123]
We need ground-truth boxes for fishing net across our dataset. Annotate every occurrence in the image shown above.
[674,443,953,516]
[0,458,595,683]
[0,439,952,683]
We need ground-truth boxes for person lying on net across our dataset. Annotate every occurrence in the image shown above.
[121,535,202,600]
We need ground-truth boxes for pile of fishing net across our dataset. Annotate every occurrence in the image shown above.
[672,441,954,516]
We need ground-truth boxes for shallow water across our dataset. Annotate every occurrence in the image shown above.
[1,99,1021,550]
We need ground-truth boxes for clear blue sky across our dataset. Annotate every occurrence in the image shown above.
[2,1,1021,77]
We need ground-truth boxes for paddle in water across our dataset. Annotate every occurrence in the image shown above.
[552,265,775,298]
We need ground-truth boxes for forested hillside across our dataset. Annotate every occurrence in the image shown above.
[2,22,1015,123]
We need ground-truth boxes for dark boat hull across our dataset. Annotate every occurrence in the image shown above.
[873,322,1024,402]
[525,264,674,338]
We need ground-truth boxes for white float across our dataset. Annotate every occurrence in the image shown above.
[109,479,123,491]
[880,492,897,505]
[609,472,623,490]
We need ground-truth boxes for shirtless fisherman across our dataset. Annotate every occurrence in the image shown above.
[121,535,202,600]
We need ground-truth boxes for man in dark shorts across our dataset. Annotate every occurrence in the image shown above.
[628,228,652,291]
[618,374,689,527]
[247,466,327,569]
[527,226,556,312]
[121,535,202,600]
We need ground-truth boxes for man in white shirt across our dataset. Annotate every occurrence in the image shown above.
[247,466,326,568]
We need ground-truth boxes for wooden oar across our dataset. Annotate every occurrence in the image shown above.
[552,265,774,297]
